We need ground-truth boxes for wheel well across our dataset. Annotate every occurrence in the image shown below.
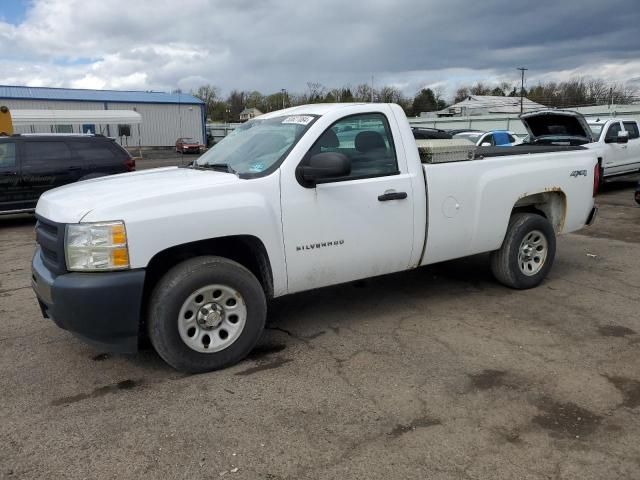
[512,191,567,233]
[143,235,274,303]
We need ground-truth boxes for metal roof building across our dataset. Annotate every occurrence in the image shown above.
[0,85,206,147]
[422,95,545,118]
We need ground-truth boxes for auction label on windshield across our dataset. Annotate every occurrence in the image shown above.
[282,115,314,126]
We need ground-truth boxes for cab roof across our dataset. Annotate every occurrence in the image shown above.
[259,103,370,119]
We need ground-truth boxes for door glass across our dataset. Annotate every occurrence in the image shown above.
[605,123,622,141]
[623,122,639,139]
[24,142,72,169]
[481,134,495,146]
[72,142,116,165]
[306,113,398,180]
[0,142,16,168]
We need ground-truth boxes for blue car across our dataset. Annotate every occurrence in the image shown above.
[453,130,523,147]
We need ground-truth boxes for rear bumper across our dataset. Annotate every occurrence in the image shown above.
[31,248,146,353]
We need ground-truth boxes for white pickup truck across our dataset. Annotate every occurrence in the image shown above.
[32,103,599,372]
[520,110,640,180]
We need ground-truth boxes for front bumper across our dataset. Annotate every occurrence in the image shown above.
[31,247,146,353]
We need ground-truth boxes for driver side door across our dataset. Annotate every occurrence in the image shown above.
[280,111,415,293]
[602,121,627,175]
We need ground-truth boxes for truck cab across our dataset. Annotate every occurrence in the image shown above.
[588,117,640,177]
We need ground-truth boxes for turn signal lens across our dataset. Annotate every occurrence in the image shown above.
[111,247,130,267]
[111,224,127,245]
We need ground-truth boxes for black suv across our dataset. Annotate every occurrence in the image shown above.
[0,134,135,215]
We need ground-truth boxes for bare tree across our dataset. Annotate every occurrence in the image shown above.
[354,83,374,102]
[226,90,246,121]
[193,85,219,120]
[306,82,327,103]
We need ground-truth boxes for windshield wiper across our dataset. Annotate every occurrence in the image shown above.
[193,163,236,174]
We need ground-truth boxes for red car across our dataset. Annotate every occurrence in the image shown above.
[175,137,202,154]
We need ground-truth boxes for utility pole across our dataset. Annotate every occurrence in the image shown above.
[609,87,614,109]
[371,75,374,103]
[517,67,528,114]
[281,89,286,109]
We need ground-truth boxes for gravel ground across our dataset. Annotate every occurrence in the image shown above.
[0,169,639,480]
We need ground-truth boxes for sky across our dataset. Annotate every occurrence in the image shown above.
[0,0,639,101]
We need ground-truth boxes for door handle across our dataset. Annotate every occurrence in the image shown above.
[67,166,82,171]
[378,191,407,201]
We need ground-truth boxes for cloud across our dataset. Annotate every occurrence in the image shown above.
[1,0,639,100]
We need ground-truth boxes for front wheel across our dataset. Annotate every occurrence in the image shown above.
[490,213,556,289]
[147,256,266,373]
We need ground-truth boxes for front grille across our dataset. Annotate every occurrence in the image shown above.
[35,216,66,275]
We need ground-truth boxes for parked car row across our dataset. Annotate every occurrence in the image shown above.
[413,126,525,147]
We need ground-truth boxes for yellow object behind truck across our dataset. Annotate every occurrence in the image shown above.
[0,106,13,136]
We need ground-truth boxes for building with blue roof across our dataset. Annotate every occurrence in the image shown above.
[0,85,206,147]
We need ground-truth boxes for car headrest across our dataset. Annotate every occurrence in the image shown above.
[355,131,386,153]
[317,129,339,148]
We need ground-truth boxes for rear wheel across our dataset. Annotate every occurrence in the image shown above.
[490,213,556,289]
[147,256,266,373]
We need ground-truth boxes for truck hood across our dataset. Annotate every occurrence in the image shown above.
[36,166,241,223]
[520,110,593,145]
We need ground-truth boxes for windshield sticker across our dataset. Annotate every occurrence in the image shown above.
[282,115,314,126]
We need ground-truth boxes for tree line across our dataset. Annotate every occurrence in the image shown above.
[453,77,637,108]
[191,76,637,122]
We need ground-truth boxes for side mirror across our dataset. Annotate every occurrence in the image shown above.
[616,131,629,144]
[606,131,629,144]
[297,152,351,187]
[480,142,492,147]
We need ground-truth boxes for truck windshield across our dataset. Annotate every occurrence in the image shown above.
[589,124,603,140]
[195,115,317,176]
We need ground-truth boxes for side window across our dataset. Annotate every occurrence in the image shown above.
[605,122,622,141]
[508,134,516,143]
[118,124,131,137]
[305,113,398,181]
[623,122,639,140]
[0,142,17,169]
[55,125,73,134]
[72,142,116,165]
[24,142,71,168]
[481,134,495,146]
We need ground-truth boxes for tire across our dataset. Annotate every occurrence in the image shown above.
[147,256,266,373]
[490,213,556,289]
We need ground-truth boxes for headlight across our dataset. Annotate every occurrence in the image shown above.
[65,221,130,271]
